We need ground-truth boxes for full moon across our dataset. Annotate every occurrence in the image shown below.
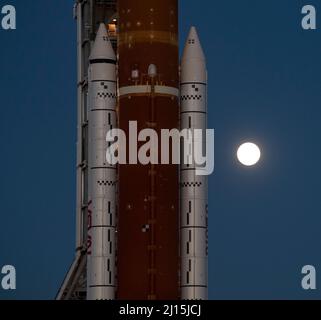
[237,142,261,166]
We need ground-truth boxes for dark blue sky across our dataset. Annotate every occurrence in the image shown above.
[1,0,321,300]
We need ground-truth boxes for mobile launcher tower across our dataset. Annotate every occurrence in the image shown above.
[57,0,208,300]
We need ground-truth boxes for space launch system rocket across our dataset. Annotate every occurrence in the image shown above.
[117,0,180,300]
[58,0,208,301]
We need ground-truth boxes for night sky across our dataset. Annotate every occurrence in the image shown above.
[1,0,321,300]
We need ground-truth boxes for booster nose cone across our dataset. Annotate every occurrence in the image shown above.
[89,23,116,62]
[182,26,206,63]
[181,26,206,83]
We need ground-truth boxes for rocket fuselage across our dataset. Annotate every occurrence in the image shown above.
[86,24,117,300]
[117,0,180,300]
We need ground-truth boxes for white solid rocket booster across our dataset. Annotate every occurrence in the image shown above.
[180,26,208,300]
[87,24,117,300]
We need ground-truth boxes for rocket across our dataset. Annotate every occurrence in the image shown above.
[117,0,180,300]
[180,27,208,300]
[86,24,117,300]
[58,0,208,301]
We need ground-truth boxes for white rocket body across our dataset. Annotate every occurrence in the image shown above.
[87,24,117,300]
[180,27,208,300]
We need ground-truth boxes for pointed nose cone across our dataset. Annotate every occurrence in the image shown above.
[182,26,205,63]
[181,26,206,83]
[89,23,116,62]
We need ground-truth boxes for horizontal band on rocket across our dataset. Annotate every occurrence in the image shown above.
[89,285,116,288]
[90,167,117,170]
[180,111,207,115]
[180,285,208,288]
[119,93,179,99]
[90,109,117,113]
[89,58,116,65]
[181,82,207,86]
[91,80,117,84]
[119,85,179,97]
[118,31,178,47]
[89,226,116,229]
[180,168,207,171]
[180,226,207,229]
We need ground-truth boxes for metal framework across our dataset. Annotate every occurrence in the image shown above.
[56,0,117,300]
